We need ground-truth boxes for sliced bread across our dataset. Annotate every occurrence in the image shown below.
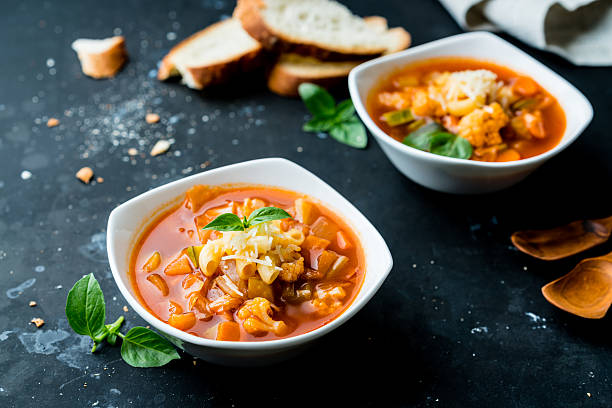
[234,0,410,60]
[267,17,410,97]
[71,36,127,79]
[157,18,263,90]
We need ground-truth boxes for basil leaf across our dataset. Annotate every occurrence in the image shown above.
[66,273,106,340]
[247,207,292,227]
[431,133,473,159]
[335,99,356,121]
[202,213,245,231]
[403,122,443,150]
[303,117,337,132]
[120,327,180,368]
[328,120,367,149]
[298,83,336,117]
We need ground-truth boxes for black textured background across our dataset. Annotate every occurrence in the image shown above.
[1,0,611,407]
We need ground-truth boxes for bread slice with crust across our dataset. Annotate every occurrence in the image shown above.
[234,0,409,60]
[157,18,263,90]
[71,36,127,79]
[267,17,410,97]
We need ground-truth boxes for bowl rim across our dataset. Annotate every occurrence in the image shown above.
[107,158,393,351]
[348,31,593,169]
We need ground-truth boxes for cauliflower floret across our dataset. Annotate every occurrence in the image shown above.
[457,102,509,148]
[377,91,411,110]
[279,256,304,282]
[311,284,347,316]
[411,88,444,117]
[237,297,289,336]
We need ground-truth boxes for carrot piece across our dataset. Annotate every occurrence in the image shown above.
[167,312,196,330]
[185,185,213,211]
[164,255,193,276]
[497,149,521,162]
[302,235,330,252]
[168,301,183,315]
[314,250,339,276]
[294,198,318,224]
[310,216,339,241]
[146,273,169,296]
[143,251,161,272]
[216,321,240,341]
[336,231,353,250]
[513,76,538,97]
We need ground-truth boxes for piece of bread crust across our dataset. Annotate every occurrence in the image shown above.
[157,19,263,90]
[71,36,127,79]
[267,17,410,97]
[234,0,410,61]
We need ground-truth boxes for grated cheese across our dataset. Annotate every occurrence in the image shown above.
[444,69,497,102]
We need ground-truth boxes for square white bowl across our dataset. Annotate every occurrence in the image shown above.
[107,158,393,365]
[349,32,593,194]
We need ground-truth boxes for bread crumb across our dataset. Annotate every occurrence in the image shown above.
[76,167,94,184]
[146,113,160,124]
[193,360,197,366]
[123,305,129,312]
[30,318,45,328]
[47,118,60,127]
[29,301,37,307]
[150,140,171,156]
[128,148,138,156]
[587,393,592,397]
[71,36,127,79]
[96,177,104,183]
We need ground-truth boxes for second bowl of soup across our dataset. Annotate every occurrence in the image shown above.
[349,32,593,194]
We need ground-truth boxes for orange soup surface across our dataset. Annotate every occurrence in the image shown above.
[130,185,365,342]
[367,57,566,162]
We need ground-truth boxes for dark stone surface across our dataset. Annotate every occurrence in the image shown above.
[1,0,611,406]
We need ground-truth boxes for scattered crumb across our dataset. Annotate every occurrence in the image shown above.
[146,113,160,124]
[193,360,197,366]
[297,146,303,153]
[47,118,60,127]
[96,177,104,183]
[127,148,138,156]
[122,305,129,312]
[30,318,45,328]
[76,167,94,184]
[587,393,592,397]
[29,301,37,307]
[150,140,171,156]
[21,170,32,180]
[200,161,210,169]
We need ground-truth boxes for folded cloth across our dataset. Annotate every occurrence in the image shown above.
[438,0,612,66]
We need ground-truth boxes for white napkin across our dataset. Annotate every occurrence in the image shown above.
[438,0,612,66]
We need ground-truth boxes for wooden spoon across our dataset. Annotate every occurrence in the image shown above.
[542,252,612,319]
[511,216,612,260]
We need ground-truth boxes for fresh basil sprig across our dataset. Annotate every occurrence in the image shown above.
[403,122,473,160]
[66,273,180,367]
[203,206,292,232]
[298,83,367,149]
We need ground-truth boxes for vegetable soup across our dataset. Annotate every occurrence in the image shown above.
[367,57,566,162]
[130,185,365,342]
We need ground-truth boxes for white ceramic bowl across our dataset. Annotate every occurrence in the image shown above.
[107,158,392,366]
[348,32,593,194]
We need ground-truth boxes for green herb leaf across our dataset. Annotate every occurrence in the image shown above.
[202,213,246,231]
[329,121,367,149]
[430,132,473,159]
[66,273,107,340]
[298,83,336,117]
[335,99,356,121]
[403,122,443,150]
[120,327,180,368]
[247,207,292,227]
[303,117,337,132]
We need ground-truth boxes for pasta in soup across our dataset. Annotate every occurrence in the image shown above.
[130,185,365,342]
[367,57,566,162]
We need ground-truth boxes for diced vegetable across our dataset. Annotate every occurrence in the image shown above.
[327,255,349,280]
[406,118,426,133]
[497,149,521,162]
[302,235,330,252]
[168,301,183,315]
[294,198,317,224]
[314,250,339,276]
[208,294,243,314]
[182,273,204,292]
[187,292,208,314]
[382,109,414,127]
[215,275,245,299]
[336,231,352,250]
[310,216,340,242]
[164,255,193,276]
[143,251,161,273]
[185,185,214,212]
[167,312,196,330]
[511,98,537,111]
[182,246,198,268]
[216,321,240,341]
[247,277,274,302]
[513,76,538,97]
[146,273,169,296]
